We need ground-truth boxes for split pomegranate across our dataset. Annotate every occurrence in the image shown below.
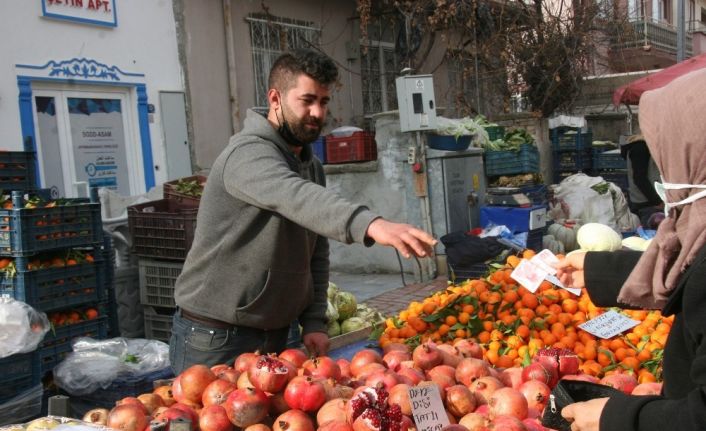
[533,347,579,379]
[248,355,291,393]
[387,384,412,416]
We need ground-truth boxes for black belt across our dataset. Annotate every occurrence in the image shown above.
[180,309,234,330]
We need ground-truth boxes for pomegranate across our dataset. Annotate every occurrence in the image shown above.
[173,364,218,405]
[322,378,355,400]
[488,388,528,420]
[561,373,600,383]
[455,358,491,387]
[350,350,384,377]
[200,405,235,431]
[396,367,425,386]
[499,367,524,390]
[106,404,150,431]
[382,343,410,354]
[346,386,392,422]
[518,380,550,412]
[318,421,355,431]
[302,356,342,381]
[337,358,353,380]
[533,347,579,379]
[469,376,504,406]
[279,348,308,368]
[284,376,327,412]
[474,404,489,416]
[445,384,477,418]
[388,384,412,416]
[223,387,270,428]
[268,392,291,416]
[317,398,349,426]
[153,407,191,430]
[441,426,469,431]
[487,414,528,430]
[521,362,558,388]
[136,393,164,414]
[170,403,200,427]
[237,371,253,389]
[211,364,230,374]
[215,367,241,384]
[244,425,272,431]
[202,379,237,407]
[154,386,177,407]
[116,397,149,415]
[365,371,399,391]
[382,350,411,371]
[459,412,486,430]
[522,418,545,431]
[453,339,484,359]
[600,372,638,395]
[355,363,388,381]
[248,355,291,393]
[352,404,403,431]
[272,409,315,431]
[412,342,443,370]
[82,408,109,425]
[631,382,662,395]
[234,351,261,374]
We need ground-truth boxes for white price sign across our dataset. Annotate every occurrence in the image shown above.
[578,310,640,339]
[408,384,450,431]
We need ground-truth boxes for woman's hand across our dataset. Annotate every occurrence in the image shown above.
[555,251,588,289]
[561,397,608,431]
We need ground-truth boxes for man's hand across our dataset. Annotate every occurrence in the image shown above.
[561,397,608,431]
[555,251,588,289]
[303,332,330,357]
[366,219,437,259]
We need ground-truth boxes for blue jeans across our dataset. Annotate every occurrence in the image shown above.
[169,309,290,375]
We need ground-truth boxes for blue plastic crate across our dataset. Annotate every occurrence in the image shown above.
[552,149,593,172]
[311,136,326,163]
[428,134,471,151]
[38,316,109,375]
[484,126,505,141]
[551,128,593,151]
[0,353,39,404]
[0,257,105,312]
[0,192,102,256]
[0,151,38,192]
[592,149,627,170]
[484,144,540,176]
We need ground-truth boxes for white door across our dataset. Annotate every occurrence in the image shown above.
[32,87,144,198]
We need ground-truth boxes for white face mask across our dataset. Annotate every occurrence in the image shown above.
[654,177,706,215]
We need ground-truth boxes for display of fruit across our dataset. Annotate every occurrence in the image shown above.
[326,282,385,337]
[378,249,671,382]
[47,306,100,327]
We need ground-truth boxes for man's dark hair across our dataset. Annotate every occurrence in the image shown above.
[268,48,338,93]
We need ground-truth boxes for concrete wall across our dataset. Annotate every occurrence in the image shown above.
[0,1,183,189]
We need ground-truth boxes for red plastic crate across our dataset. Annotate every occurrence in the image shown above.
[325,132,377,164]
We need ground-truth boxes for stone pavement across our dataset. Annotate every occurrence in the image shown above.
[363,276,448,317]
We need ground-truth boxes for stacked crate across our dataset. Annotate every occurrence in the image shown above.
[551,127,594,183]
[128,176,203,343]
[592,148,629,195]
[0,149,107,422]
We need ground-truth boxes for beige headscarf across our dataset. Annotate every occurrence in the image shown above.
[618,68,706,309]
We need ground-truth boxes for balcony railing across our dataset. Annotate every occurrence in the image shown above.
[611,19,693,57]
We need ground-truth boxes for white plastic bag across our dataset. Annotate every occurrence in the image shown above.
[0,297,50,358]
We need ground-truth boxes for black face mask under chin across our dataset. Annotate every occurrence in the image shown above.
[277,118,307,148]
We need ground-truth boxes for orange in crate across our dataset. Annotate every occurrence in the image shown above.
[325,131,377,164]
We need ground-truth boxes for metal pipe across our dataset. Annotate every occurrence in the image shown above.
[223,0,240,133]
[416,131,437,281]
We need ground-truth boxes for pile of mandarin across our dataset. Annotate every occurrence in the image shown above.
[378,249,671,382]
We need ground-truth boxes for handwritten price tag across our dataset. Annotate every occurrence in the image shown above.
[408,384,450,431]
[578,310,640,339]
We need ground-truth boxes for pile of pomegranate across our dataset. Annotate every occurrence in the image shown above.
[82,342,662,431]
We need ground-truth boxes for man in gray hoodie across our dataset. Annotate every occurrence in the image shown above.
[170,48,436,374]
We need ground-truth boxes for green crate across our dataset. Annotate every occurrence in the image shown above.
[484,144,540,176]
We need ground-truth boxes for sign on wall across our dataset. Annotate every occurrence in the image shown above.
[42,0,117,28]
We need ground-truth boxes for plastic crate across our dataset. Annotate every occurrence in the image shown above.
[163,175,206,208]
[0,257,105,312]
[592,149,627,170]
[128,199,198,261]
[0,191,102,256]
[519,184,548,206]
[139,258,183,309]
[447,262,488,282]
[38,316,109,375]
[0,353,39,405]
[484,144,540,176]
[144,306,174,343]
[484,125,505,141]
[0,151,37,192]
[0,384,43,426]
[551,128,593,151]
[598,170,629,192]
[325,132,377,164]
[552,149,593,172]
[311,136,326,163]
[526,228,544,251]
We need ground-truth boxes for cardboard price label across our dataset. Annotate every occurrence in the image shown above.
[578,310,640,339]
[408,384,450,431]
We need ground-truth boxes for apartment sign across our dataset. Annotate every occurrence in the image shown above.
[42,0,118,28]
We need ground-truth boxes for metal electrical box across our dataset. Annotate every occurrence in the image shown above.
[395,74,438,132]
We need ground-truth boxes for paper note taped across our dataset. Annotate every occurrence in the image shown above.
[578,310,640,339]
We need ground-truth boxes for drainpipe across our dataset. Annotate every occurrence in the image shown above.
[223,0,240,133]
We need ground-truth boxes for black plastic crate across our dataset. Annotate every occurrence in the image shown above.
[0,353,39,405]
[593,149,627,170]
[447,262,489,282]
[38,316,109,375]
[0,151,38,192]
[526,228,544,251]
[552,149,593,172]
[0,191,102,256]
[484,144,540,176]
[519,184,548,206]
[128,199,198,261]
[551,128,593,151]
[0,256,105,312]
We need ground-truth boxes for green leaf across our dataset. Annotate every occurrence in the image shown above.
[521,348,532,367]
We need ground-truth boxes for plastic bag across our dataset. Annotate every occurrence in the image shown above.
[0,297,50,358]
[53,337,170,396]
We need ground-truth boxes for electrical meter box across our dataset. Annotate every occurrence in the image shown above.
[395,74,437,132]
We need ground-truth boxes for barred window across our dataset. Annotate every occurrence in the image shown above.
[360,42,400,115]
[247,14,320,110]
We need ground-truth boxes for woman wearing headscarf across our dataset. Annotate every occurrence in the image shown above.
[555,68,706,431]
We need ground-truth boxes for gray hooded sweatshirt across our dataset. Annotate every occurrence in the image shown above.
[174,109,378,335]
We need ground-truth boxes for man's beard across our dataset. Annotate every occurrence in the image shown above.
[278,102,323,147]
